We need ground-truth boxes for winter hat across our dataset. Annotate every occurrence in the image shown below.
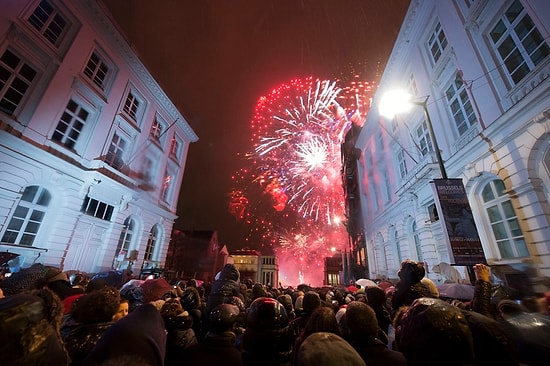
[45,266,68,283]
[277,294,294,315]
[296,332,366,366]
[302,291,321,314]
[209,304,240,332]
[140,278,173,303]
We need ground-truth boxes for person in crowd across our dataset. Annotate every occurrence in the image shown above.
[295,332,366,366]
[251,282,269,300]
[61,286,121,365]
[288,290,322,344]
[391,259,435,316]
[420,277,440,298]
[0,288,70,366]
[277,293,296,320]
[293,305,341,363]
[496,298,550,365]
[365,285,392,336]
[43,266,85,301]
[184,303,243,365]
[180,282,203,338]
[112,297,129,321]
[203,263,243,339]
[82,302,167,366]
[160,297,198,365]
[343,301,407,366]
[393,297,475,366]
[242,297,293,366]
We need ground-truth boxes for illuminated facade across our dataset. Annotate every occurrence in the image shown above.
[357,0,550,289]
[232,249,279,287]
[0,0,198,274]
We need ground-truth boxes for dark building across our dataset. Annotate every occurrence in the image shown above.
[166,230,225,282]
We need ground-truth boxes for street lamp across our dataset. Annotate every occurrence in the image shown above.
[379,90,484,283]
[379,91,447,179]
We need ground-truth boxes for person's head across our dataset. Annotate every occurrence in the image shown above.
[113,298,129,321]
[0,288,70,365]
[301,305,340,340]
[295,332,366,366]
[72,286,121,324]
[209,303,240,332]
[246,297,288,330]
[397,259,425,284]
[302,291,321,315]
[365,285,387,309]
[344,301,378,341]
[219,263,239,282]
[394,297,474,366]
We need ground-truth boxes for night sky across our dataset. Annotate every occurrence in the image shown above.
[102,0,411,251]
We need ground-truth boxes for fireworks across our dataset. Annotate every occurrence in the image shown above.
[229,76,374,286]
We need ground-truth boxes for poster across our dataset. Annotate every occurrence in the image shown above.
[432,179,486,265]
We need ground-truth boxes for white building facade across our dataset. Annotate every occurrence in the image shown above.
[357,0,550,286]
[0,0,198,274]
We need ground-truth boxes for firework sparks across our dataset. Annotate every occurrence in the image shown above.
[229,76,375,286]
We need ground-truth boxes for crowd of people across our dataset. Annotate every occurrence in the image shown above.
[1,260,550,365]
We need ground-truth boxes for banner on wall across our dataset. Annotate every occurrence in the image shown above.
[431,178,487,266]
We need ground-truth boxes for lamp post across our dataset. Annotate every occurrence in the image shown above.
[379,90,481,284]
[379,91,447,179]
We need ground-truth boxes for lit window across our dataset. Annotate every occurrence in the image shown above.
[445,72,477,135]
[0,49,37,115]
[27,0,67,47]
[1,186,50,246]
[489,0,549,84]
[170,135,181,159]
[482,179,528,258]
[150,119,163,141]
[52,99,90,150]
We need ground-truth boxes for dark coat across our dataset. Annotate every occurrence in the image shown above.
[204,264,242,318]
[60,321,112,366]
[164,313,198,366]
[347,337,407,366]
[184,331,243,366]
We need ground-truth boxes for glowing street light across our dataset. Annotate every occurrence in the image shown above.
[379,91,447,179]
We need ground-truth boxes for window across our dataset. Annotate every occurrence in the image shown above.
[150,118,163,142]
[428,22,448,63]
[80,195,114,221]
[489,0,550,85]
[123,91,140,121]
[397,149,407,178]
[412,221,424,261]
[27,0,67,47]
[51,98,90,150]
[0,49,38,115]
[84,51,110,90]
[113,217,135,269]
[446,72,477,135]
[144,225,159,261]
[169,134,181,160]
[160,169,173,203]
[105,132,128,170]
[481,179,528,259]
[416,120,433,157]
[1,186,50,246]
